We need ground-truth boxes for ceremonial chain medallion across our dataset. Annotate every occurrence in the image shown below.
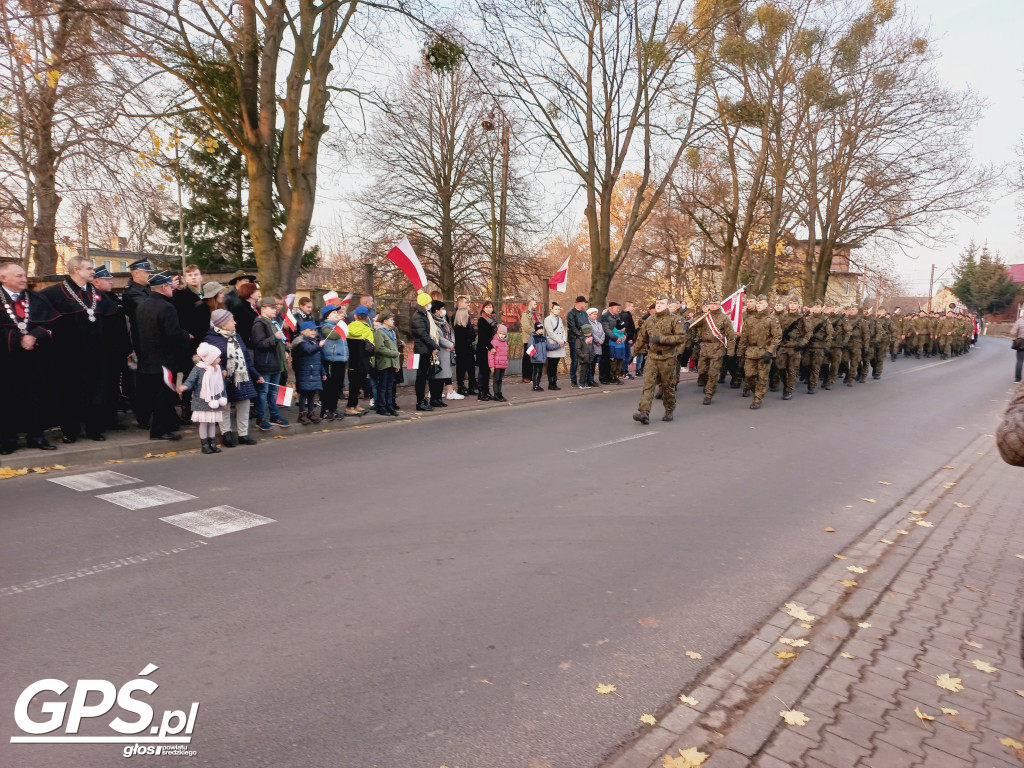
[1,290,28,334]
[65,279,98,322]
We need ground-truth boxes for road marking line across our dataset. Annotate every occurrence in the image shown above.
[566,431,658,453]
[47,470,141,491]
[888,359,951,377]
[96,485,196,510]
[160,506,276,537]
[0,540,208,598]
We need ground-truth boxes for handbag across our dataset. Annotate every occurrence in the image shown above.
[1012,337,1024,351]
[429,351,442,376]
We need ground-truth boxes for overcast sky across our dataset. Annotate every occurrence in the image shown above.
[895,0,1023,295]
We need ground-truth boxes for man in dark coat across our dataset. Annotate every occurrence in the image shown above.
[222,271,257,314]
[173,264,206,419]
[121,258,152,424]
[40,255,118,443]
[0,262,59,454]
[135,270,190,440]
[92,266,132,430]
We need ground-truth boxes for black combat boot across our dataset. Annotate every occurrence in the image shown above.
[749,401,762,410]
[662,411,674,422]
[742,387,751,397]
[632,411,650,425]
[702,395,712,405]
[782,391,793,400]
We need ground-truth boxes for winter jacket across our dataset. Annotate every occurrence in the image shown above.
[453,320,476,355]
[202,328,259,401]
[135,292,189,374]
[476,314,497,364]
[411,306,440,355]
[575,336,596,365]
[589,318,606,350]
[996,383,1024,467]
[433,317,455,380]
[291,335,326,391]
[250,315,284,374]
[566,306,588,342]
[373,326,400,371]
[320,319,350,362]
[528,331,548,364]
[232,300,258,347]
[544,314,567,358]
[180,364,227,414]
[609,338,626,359]
[488,335,510,370]
[346,318,375,373]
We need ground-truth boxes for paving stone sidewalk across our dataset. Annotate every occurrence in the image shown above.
[604,436,1024,768]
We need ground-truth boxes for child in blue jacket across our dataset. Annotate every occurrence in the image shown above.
[292,321,326,424]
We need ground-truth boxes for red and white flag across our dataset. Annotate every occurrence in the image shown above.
[720,287,746,334]
[386,237,428,292]
[338,292,353,308]
[274,384,294,407]
[282,309,297,333]
[548,256,570,292]
[161,366,176,392]
[526,343,536,358]
[326,319,348,341]
[406,352,420,370]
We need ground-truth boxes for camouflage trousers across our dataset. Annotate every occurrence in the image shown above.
[803,348,827,390]
[743,357,771,404]
[697,350,725,398]
[843,346,864,383]
[824,347,843,386]
[871,348,886,377]
[638,356,678,414]
[774,346,802,394]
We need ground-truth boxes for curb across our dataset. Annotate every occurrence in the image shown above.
[600,432,995,768]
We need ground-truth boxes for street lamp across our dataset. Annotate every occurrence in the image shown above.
[481,110,509,304]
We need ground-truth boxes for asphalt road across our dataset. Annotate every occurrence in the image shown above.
[1,339,1015,768]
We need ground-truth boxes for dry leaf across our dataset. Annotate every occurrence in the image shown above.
[833,554,847,560]
[1017,554,1024,560]
[970,659,997,674]
[861,498,876,503]
[840,652,856,659]
[914,706,935,722]
[662,747,709,768]
[596,684,617,694]
[776,651,797,659]
[784,603,816,622]
[477,679,492,684]
[105,459,123,464]
[637,617,661,629]
[780,709,810,726]
[941,708,959,716]
[640,713,657,726]
[800,622,813,629]
[0,466,29,479]
[880,539,894,545]
[964,640,982,649]
[999,736,1023,751]
[878,480,892,485]
[685,650,702,659]
[953,502,970,508]
[678,694,699,707]
[273,435,287,439]
[943,465,954,469]
[779,637,809,647]
[847,566,867,574]
[896,529,910,535]
[910,509,928,515]
[840,579,858,587]
[936,673,964,692]
[916,520,934,528]
[857,622,872,629]
[824,526,836,532]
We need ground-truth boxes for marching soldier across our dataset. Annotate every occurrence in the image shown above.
[693,295,736,405]
[739,295,780,409]
[633,295,690,423]
[890,307,903,361]
[803,299,833,394]
[841,306,869,385]
[823,304,845,390]
[774,296,811,400]
[870,307,895,379]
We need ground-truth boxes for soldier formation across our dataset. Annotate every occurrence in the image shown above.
[633,295,975,423]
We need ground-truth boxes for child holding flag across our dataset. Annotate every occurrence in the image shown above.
[528,322,548,391]
[177,342,228,454]
[319,305,349,421]
[291,321,327,424]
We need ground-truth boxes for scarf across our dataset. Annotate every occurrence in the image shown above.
[198,361,225,406]
[213,326,249,385]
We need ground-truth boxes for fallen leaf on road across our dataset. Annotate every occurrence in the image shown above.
[943,465,954,469]
[970,659,997,674]
[880,539,894,545]
[857,622,872,629]
[662,747,709,768]
[915,706,935,722]
[640,713,657,726]
[954,502,970,508]
[142,451,177,458]
[847,566,867,574]
[776,651,797,659]
[964,640,982,649]
[1016,555,1024,560]
[999,737,1024,757]
[916,520,934,528]
[784,603,816,622]
[861,498,876,503]
[105,459,123,464]
[780,710,810,726]
[637,617,661,629]
[840,580,858,587]
[936,673,964,692]
[800,623,813,629]
[477,679,492,684]
[878,480,892,485]
[779,637,809,647]
[824,526,835,532]
[558,662,571,670]
[840,652,856,659]
[273,435,287,439]
[596,684,617,694]
[941,708,958,716]
[1016,690,1024,697]
[0,466,29,479]
[685,650,703,659]
[678,694,699,707]
[896,529,910,535]
[833,554,847,560]
[910,508,928,515]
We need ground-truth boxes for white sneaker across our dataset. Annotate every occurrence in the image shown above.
[369,399,375,407]
[447,391,465,400]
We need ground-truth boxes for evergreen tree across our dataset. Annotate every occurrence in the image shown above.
[950,240,1019,313]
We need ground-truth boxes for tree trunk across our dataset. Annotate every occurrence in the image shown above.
[31,153,60,274]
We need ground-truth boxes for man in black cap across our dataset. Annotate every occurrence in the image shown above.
[0,262,59,454]
[92,266,132,430]
[173,264,206,419]
[566,295,589,387]
[223,270,257,314]
[39,255,118,442]
[135,270,189,440]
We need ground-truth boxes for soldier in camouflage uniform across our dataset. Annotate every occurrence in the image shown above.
[841,306,869,385]
[936,310,956,358]
[633,295,690,424]
[857,306,876,381]
[822,304,845,390]
[693,295,737,404]
[768,298,786,391]
[739,295,780,409]
[803,299,833,393]
[870,307,895,379]
[910,311,928,358]
[774,297,811,400]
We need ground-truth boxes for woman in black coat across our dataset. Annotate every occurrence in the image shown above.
[475,300,497,401]
[452,296,476,395]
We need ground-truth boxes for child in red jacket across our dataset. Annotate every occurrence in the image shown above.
[488,324,510,402]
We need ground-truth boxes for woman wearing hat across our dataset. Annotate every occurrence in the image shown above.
[203,309,262,446]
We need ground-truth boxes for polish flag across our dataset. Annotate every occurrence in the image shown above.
[282,310,297,333]
[406,352,420,370]
[720,287,746,334]
[386,237,428,291]
[326,319,348,341]
[161,366,176,392]
[274,384,294,407]
[338,292,353,308]
[548,256,570,292]
[526,343,536,357]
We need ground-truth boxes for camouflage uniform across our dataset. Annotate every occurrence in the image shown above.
[774,309,811,399]
[842,311,870,385]
[633,308,689,420]
[870,312,895,378]
[803,310,833,392]
[694,309,737,402]
[738,307,781,407]
[824,309,845,389]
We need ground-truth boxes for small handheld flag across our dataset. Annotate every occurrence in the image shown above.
[327,320,348,341]
[526,343,536,358]
[161,366,176,392]
[283,310,297,334]
[272,384,294,407]
[548,256,570,293]
[406,352,420,370]
[386,237,428,291]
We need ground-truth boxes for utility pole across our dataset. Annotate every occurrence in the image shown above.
[495,122,509,306]
[81,204,90,264]
[927,263,935,311]
[174,131,186,274]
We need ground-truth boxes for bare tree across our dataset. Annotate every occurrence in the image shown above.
[477,0,710,307]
